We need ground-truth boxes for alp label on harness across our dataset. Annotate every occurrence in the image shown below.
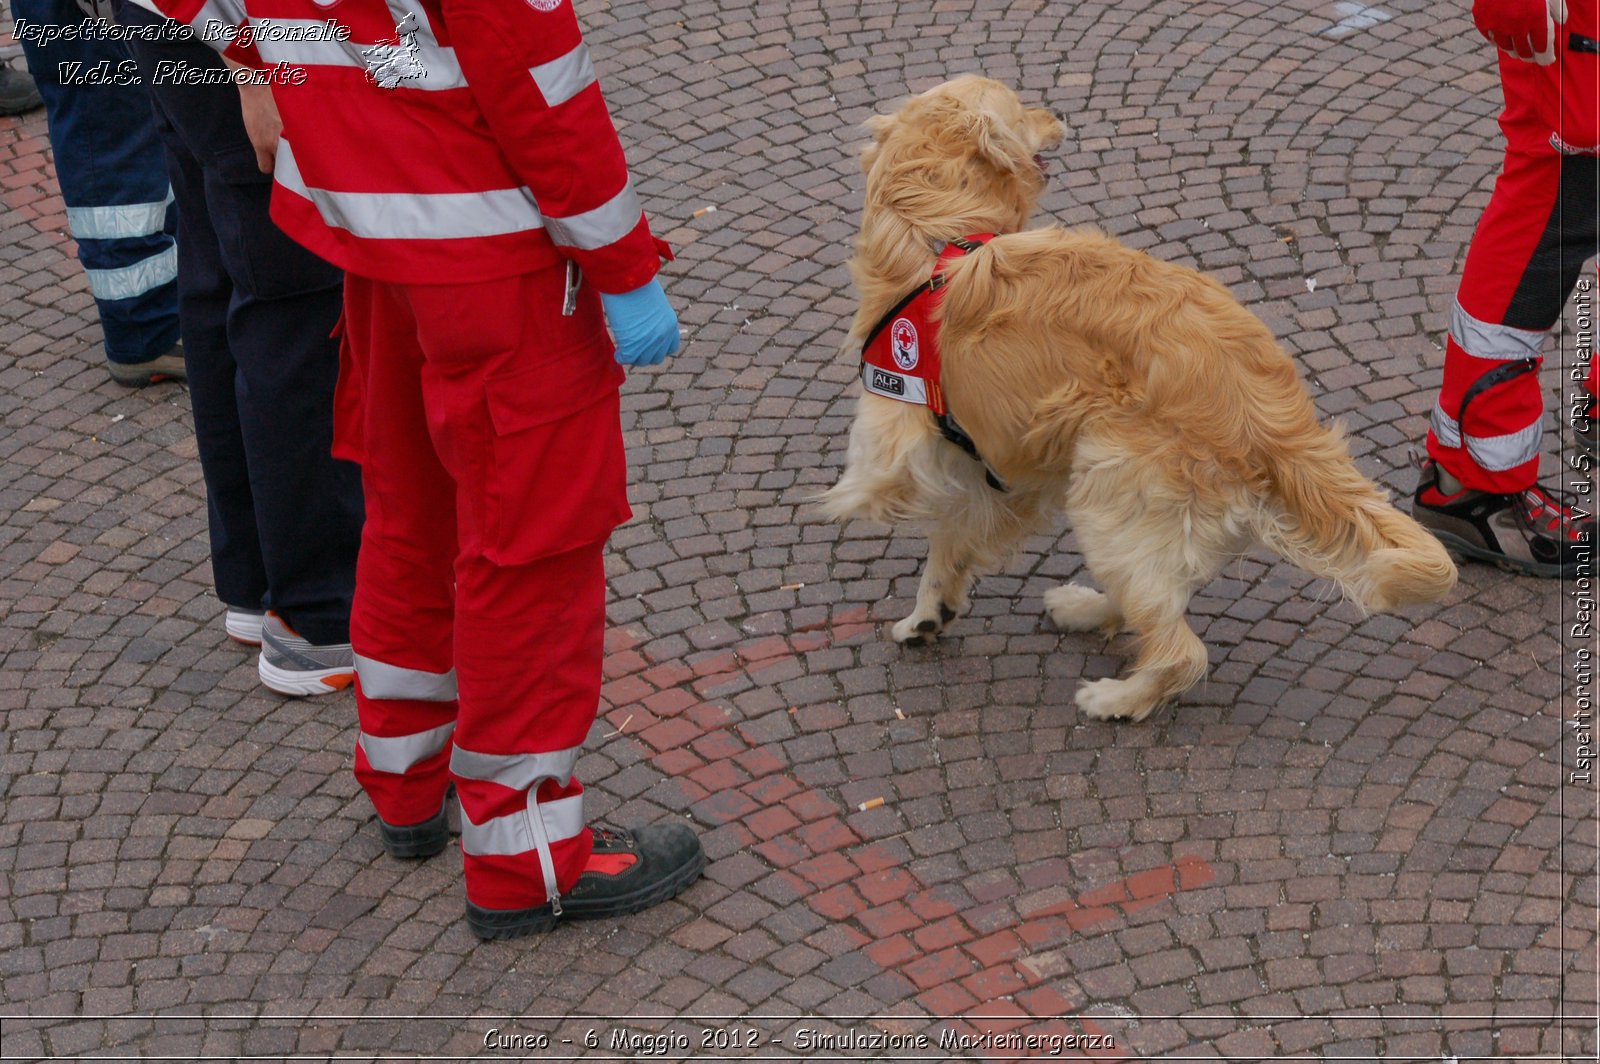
[869,365,908,399]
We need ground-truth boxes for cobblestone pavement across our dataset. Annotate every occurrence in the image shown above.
[2,0,1597,1059]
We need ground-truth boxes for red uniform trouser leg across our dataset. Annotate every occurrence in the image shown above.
[335,266,630,910]
[1427,116,1600,492]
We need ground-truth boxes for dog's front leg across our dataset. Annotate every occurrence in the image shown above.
[891,522,976,644]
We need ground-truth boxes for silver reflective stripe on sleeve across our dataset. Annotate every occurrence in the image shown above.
[1450,301,1545,361]
[274,141,544,240]
[67,190,174,241]
[86,245,177,301]
[451,744,582,791]
[354,654,458,701]
[542,179,641,252]
[459,793,585,857]
[528,42,596,107]
[358,721,457,775]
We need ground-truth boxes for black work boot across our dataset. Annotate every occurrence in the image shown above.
[465,822,705,941]
[378,802,451,859]
[1412,459,1594,578]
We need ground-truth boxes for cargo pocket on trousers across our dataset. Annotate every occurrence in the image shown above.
[1545,37,1600,150]
[330,314,364,464]
[482,344,631,566]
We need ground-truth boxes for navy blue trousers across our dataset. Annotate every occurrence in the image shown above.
[117,3,362,644]
[14,0,180,365]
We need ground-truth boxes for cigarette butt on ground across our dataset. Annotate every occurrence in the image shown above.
[781,582,805,590]
[693,205,718,218]
[857,797,885,812]
[894,708,906,720]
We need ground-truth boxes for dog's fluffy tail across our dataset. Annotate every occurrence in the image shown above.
[1256,417,1457,614]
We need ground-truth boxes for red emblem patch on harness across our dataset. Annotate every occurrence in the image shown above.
[890,317,920,370]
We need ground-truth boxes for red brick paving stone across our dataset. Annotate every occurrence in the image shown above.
[2,0,1595,1058]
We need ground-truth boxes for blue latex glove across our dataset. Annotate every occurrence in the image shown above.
[601,279,681,367]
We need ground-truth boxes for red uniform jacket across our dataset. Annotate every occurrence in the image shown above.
[134,0,663,288]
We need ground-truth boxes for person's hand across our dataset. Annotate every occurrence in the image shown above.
[224,57,282,174]
[600,279,680,367]
[236,83,282,173]
[1474,0,1568,64]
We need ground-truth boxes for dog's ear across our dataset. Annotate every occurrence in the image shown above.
[962,105,1031,174]
[860,113,895,173]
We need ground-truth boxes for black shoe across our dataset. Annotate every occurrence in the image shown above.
[378,790,451,859]
[1413,459,1594,578]
[0,66,43,117]
[465,822,705,941]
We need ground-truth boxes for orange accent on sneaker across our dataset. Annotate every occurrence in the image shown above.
[585,853,639,877]
[320,673,356,691]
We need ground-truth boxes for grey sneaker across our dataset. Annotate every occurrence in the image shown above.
[258,612,354,696]
[108,345,186,388]
[225,607,266,646]
[0,65,42,116]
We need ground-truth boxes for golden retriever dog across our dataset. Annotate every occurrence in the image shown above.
[819,76,1457,723]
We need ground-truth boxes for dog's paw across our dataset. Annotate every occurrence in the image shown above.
[1074,678,1159,722]
[891,601,958,644]
[1044,584,1120,632]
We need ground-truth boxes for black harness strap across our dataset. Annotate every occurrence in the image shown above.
[935,413,1007,491]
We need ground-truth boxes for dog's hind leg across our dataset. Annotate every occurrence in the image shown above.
[1068,512,1218,722]
[1073,574,1209,721]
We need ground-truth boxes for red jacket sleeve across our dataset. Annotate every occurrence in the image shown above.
[127,0,265,68]
[439,0,662,294]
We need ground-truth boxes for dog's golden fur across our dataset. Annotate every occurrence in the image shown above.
[820,76,1457,722]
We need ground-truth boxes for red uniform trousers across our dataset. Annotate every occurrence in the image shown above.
[333,264,630,912]
[1428,42,1600,492]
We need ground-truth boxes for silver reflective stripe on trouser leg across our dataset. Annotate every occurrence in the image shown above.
[67,190,174,240]
[1431,403,1544,472]
[355,654,458,702]
[355,658,458,773]
[1450,301,1545,362]
[358,721,456,775]
[453,744,584,911]
[85,245,178,302]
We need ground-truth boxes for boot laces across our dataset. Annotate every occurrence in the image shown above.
[1516,483,1589,543]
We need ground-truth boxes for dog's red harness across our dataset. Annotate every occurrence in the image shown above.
[860,234,1006,490]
